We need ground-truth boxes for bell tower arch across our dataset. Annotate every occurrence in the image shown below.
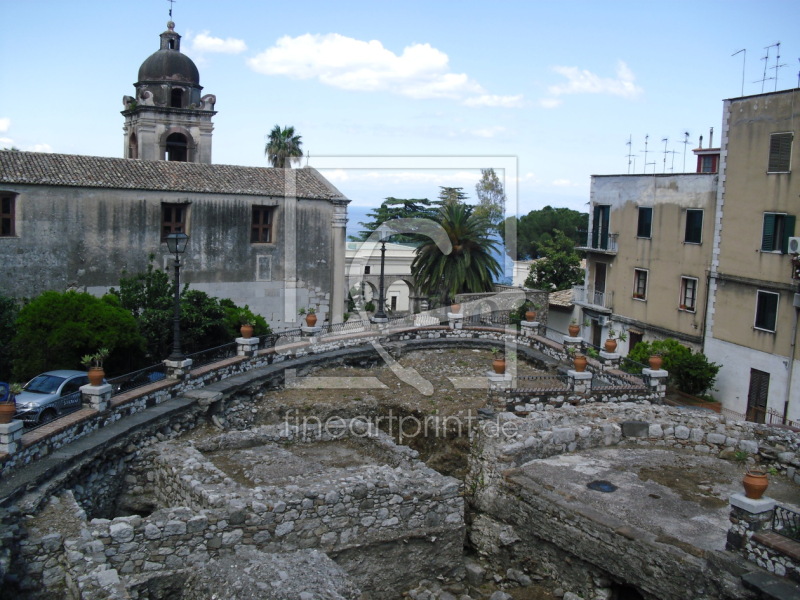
[122,21,216,164]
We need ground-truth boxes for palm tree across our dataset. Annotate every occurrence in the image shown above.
[264,125,303,168]
[411,203,502,305]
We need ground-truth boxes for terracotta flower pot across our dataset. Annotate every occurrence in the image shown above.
[525,310,537,322]
[240,324,254,339]
[451,303,461,314]
[88,367,105,387]
[573,354,587,372]
[742,469,769,500]
[0,402,16,424]
[604,339,618,353]
[568,324,580,337]
[305,313,318,327]
[648,355,663,370]
[492,358,506,374]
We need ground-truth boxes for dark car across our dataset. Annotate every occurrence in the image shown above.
[14,370,88,426]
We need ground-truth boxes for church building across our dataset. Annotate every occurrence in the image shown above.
[0,21,349,329]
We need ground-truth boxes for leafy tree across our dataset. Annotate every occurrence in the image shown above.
[524,229,584,291]
[11,291,145,381]
[220,299,271,338]
[265,124,303,168]
[438,187,468,207]
[350,197,441,242]
[473,168,506,229]
[627,338,720,397]
[0,295,20,381]
[411,203,502,305]
[503,206,588,259]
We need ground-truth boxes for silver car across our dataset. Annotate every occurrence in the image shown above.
[14,370,88,425]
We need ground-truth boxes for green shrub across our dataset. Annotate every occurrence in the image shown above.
[626,338,719,397]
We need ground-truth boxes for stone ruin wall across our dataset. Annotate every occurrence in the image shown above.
[11,423,465,599]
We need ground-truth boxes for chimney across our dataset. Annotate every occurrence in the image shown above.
[709,127,714,148]
[699,135,704,149]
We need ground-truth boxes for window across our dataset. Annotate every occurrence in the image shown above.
[633,269,648,300]
[680,277,698,311]
[1,193,15,237]
[170,88,184,108]
[761,213,796,253]
[637,207,652,238]
[165,133,188,162]
[700,155,716,173]
[768,132,792,172]
[364,265,371,274]
[251,206,273,243]
[161,203,187,240]
[684,209,703,244]
[754,290,779,332]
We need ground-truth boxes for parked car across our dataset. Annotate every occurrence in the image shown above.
[14,370,89,426]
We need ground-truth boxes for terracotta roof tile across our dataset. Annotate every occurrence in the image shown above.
[0,151,347,201]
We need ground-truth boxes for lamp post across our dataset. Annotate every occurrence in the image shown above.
[371,223,391,323]
[165,232,189,361]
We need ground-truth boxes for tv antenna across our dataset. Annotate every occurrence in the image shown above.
[661,137,670,173]
[732,49,746,96]
[641,134,650,174]
[625,135,634,174]
[681,131,691,172]
[167,0,176,19]
[756,42,780,93]
[769,42,786,91]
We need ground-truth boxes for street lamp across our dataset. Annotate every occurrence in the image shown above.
[165,232,189,361]
[371,223,391,323]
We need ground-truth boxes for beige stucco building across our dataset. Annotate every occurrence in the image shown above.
[705,88,799,423]
[575,87,799,424]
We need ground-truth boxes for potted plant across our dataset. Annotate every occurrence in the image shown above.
[491,347,506,374]
[648,352,663,371]
[81,348,110,386]
[565,346,587,372]
[524,302,542,322]
[238,311,255,339]
[450,301,461,314]
[0,383,22,424]
[568,319,580,337]
[742,467,769,500]
[301,307,318,327]
[604,328,627,353]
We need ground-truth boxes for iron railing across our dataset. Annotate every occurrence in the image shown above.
[508,374,570,394]
[17,390,83,429]
[108,363,167,395]
[773,505,800,543]
[572,285,613,310]
[186,342,238,369]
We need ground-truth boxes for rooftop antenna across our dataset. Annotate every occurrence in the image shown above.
[681,131,691,172]
[625,135,634,174]
[756,42,780,93]
[661,137,669,173]
[641,134,650,174]
[769,42,786,91]
[168,0,176,19]
[732,49,746,96]
[668,149,679,173]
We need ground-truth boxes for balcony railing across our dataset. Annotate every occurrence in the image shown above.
[573,285,613,310]
[577,231,618,254]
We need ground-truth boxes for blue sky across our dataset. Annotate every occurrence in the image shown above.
[1,0,799,218]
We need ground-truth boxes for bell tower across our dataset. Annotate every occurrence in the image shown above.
[122,21,216,164]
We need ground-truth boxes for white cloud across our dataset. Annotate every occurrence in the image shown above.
[542,61,643,105]
[0,118,10,132]
[248,33,518,104]
[29,143,53,153]
[538,98,561,109]
[191,31,247,54]
[464,94,524,108]
[0,137,13,146]
[470,126,506,138]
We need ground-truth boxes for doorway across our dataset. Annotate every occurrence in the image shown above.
[746,369,770,423]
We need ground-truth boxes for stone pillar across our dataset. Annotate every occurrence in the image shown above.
[448,311,464,329]
[301,325,322,340]
[599,351,620,369]
[164,358,193,380]
[236,337,259,357]
[330,199,349,324]
[643,368,668,399]
[80,383,113,412]
[520,320,539,337]
[0,420,24,455]
[567,370,593,394]
[726,493,776,551]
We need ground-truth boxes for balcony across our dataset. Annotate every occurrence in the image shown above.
[573,285,613,312]
[576,231,618,255]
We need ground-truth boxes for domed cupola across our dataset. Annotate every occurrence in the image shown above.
[121,21,217,164]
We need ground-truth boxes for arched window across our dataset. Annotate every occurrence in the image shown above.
[170,88,183,108]
[165,133,188,162]
[128,133,138,159]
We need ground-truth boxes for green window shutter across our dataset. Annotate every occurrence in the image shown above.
[780,215,796,254]
[768,133,793,172]
[761,213,776,251]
